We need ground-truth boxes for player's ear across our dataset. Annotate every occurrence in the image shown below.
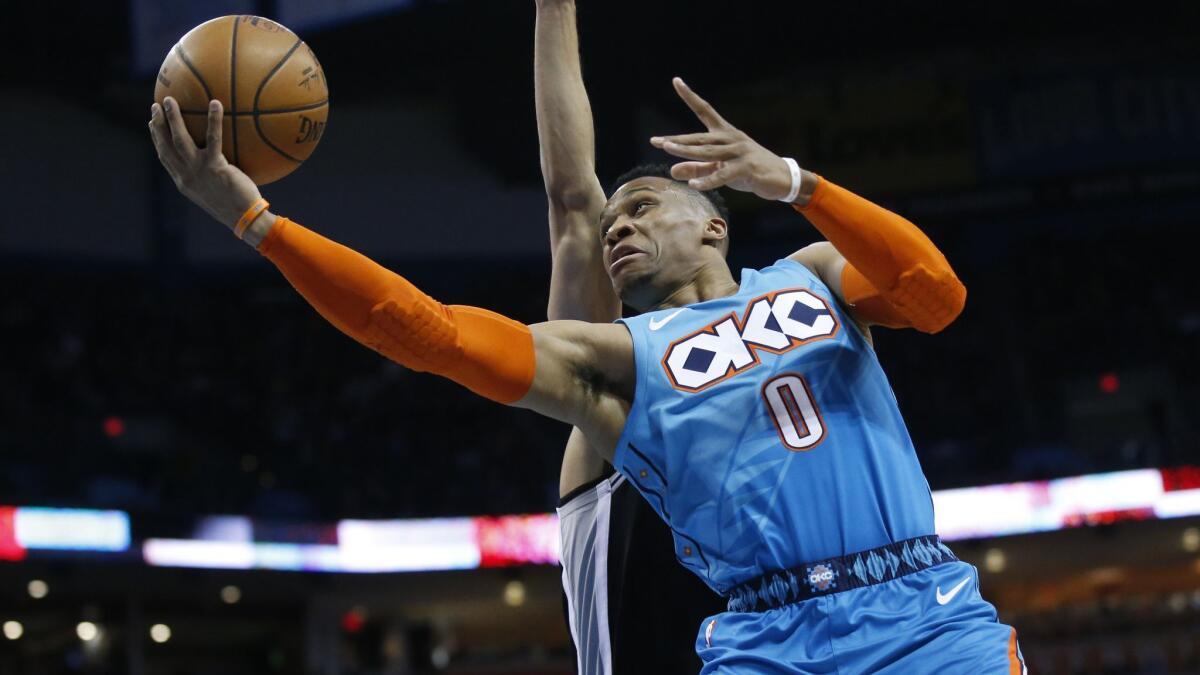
[702,218,728,248]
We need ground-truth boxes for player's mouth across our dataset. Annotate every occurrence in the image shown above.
[609,245,648,276]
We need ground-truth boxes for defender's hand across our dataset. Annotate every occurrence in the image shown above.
[149,97,263,230]
[651,78,796,201]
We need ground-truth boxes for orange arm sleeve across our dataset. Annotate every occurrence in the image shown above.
[795,178,966,333]
[838,266,912,329]
[256,217,535,404]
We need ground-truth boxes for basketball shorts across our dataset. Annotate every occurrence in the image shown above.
[697,558,1026,674]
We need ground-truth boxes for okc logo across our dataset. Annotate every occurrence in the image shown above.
[807,564,837,592]
[662,288,839,392]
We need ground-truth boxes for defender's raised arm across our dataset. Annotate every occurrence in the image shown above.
[534,0,619,323]
[534,0,621,494]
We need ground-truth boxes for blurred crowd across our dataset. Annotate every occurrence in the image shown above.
[1018,592,1200,675]
[1,220,1195,522]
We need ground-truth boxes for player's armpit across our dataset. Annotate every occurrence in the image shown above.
[258,217,534,404]
[523,320,634,458]
[794,178,966,333]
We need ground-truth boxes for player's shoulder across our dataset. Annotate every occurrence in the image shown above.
[741,256,825,295]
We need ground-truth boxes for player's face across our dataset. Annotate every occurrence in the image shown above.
[599,176,719,311]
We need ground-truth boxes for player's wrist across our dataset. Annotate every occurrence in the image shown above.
[241,210,277,248]
[791,169,819,207]
[759,156,796,201]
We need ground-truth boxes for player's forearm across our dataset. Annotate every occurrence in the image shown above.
[547,236,619,322]
[534,0,604,211]
[795,179,966,333]
[254,216,535,404]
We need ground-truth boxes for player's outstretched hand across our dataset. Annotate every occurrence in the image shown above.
[651,77,794,201]
[149,97,263,230]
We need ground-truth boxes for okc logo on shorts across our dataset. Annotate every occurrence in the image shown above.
[662,288,839,392]
[806,564,837,592]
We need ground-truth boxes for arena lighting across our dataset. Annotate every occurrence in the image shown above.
[27,580,48,599]
[220,585,242,604]
[1183,527,1200,553]
[76,621,99,642]
[503,580,526,607]
[143,516,548,572]
[341,607,366,633]
[136,467,1200,573]
[101,416,125,438]
[1099,372,1120,394]
[431,645,451,668]
[2,621,22,640]
[0,507,27,561]
[932,468,1174,540]
[337,518,483,572]
[149,623,171,643]
[12,507,130,552]
[984,548,1007,573]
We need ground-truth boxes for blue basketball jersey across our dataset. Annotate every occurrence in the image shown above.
[614,259,936,595]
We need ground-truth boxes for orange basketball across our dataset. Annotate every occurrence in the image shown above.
[154,15,329,185]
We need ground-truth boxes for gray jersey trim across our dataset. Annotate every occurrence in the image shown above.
[557,473,625,675]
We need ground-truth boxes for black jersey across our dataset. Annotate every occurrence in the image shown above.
[559,471,725,673]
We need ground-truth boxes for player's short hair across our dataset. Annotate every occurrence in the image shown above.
[610,164,731,256]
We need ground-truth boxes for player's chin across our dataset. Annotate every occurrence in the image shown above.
[614,270,655,308]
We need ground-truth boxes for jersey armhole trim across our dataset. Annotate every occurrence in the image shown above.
[558,473,612,508]
[611,319,645,476]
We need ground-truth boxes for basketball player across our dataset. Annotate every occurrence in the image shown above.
[533,1,724,672]
[150,72,1026,670]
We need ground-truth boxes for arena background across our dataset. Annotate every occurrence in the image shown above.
[2,0,1199,673]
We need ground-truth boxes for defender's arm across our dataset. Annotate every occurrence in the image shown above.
[535,0,620,493]
[535,0,620,323]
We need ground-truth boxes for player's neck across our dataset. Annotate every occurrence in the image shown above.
[649,262,739,311]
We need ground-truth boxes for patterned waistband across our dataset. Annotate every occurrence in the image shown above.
[725,535,957,613]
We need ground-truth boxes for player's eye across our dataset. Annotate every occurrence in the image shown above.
[633,201,652,215]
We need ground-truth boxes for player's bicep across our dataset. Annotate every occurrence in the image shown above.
[519,321,633,451]
[789,242,877,339]
[788,242,850,307]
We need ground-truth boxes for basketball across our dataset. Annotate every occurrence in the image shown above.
[154,15,328,185]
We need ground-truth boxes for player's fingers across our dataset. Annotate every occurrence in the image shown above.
[669,161,720,182]
[149,103,185,178]
[205,99,224,162]
[688,163,739,191]
[672,77,729,130]
[659,141,740,162]
[650,132,730,148]
[162,97,198,162]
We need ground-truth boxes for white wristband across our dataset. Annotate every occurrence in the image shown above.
[778,157,802,203]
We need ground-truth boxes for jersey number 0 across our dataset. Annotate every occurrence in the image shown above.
[762,373,825,451]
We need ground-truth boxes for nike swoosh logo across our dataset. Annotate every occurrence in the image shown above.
[649,308,685,331]
[936,576,971,605]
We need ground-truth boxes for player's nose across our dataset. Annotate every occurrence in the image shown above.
[605,219,637,246]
